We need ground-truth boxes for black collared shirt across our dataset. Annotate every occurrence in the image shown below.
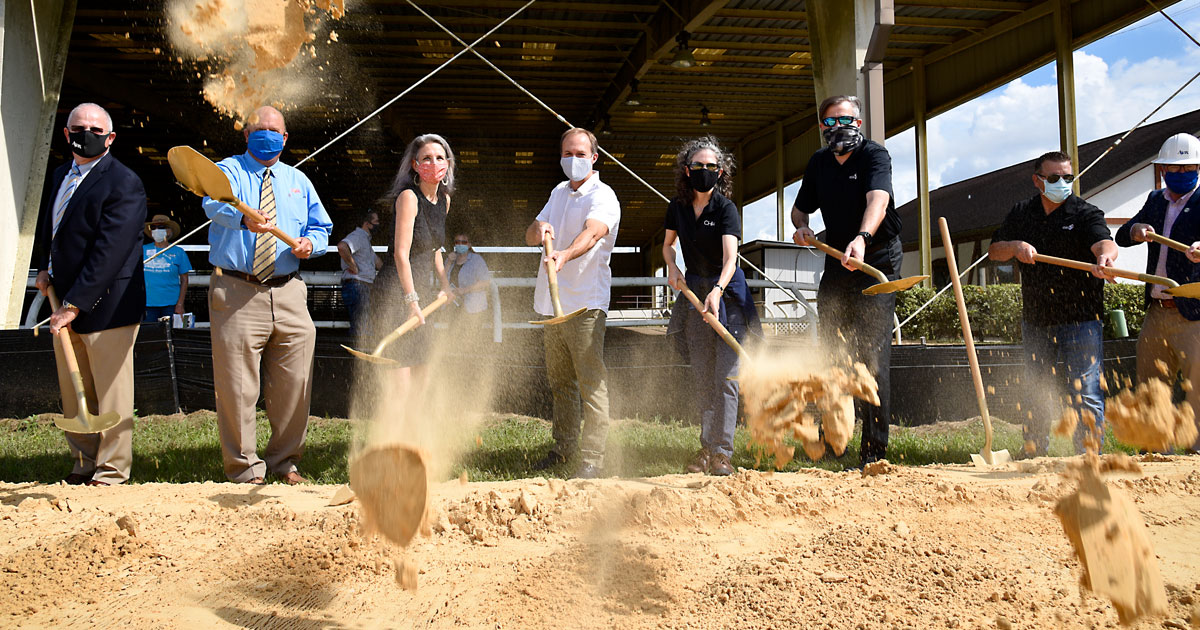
[992,194,1113,326]
[663,191,741,278]
[791,140,902,268]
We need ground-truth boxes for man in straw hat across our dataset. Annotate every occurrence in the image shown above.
[1116,132,1200,451]
[142,214,192,322]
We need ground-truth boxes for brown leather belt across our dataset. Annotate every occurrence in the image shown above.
[1152,297,1177,309]
[217,268,298,288]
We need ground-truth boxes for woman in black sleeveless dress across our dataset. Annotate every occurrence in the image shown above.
[384,134,456,393]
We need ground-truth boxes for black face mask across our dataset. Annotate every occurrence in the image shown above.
[822,124,863,156]
[68,130,110,158]
[688,168,720,193]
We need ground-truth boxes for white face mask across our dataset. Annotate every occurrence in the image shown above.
[560,156,592,182]
[151,228,168,242]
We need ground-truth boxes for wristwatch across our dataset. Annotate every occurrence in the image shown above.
[61,300,78,311]
[713,284,725,294]
[403,292,420,304]
[855,231,874,245]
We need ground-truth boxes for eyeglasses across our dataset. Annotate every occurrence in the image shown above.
[1164,164,1199,173]
[687,162,720,172]
[821,116,858,127]
[68,125,108,135]
[1036,173,1076,184]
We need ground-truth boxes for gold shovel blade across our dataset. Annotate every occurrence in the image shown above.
[1166,282,1200,299]
[167,146,237,202]
[970,449,1013,467]
[529,307,586,326]
[54,411,122,434]
[340,344,398,366]
[862,275,929,296]
[349,444,429,547]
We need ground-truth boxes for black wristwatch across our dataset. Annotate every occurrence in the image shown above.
[855,231,874,245]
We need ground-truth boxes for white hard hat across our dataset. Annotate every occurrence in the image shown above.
[1154,133,1200,165]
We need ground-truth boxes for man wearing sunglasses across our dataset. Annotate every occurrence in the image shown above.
[990,151,1117,456]
[32,103,148,486]
[1116,133,1200,452]
[790,94,904,468]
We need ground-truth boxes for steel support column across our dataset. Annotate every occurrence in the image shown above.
[1055,0,1079,192]
[775,122,785,240]
[913,59,932,287]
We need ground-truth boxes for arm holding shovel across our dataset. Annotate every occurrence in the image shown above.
[543,218,609,272]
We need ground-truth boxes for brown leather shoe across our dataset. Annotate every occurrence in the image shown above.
[244,477,266,485]
[85,479,111,487]
[278,471,307,485]
[686,449,710,474]
[708,453,734,477]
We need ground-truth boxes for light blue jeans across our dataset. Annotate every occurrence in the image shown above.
[1022,319,1105,454]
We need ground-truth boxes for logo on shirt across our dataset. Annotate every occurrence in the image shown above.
[702,219,716,227]
[1062,224,1074,230]
[848,174,858,180]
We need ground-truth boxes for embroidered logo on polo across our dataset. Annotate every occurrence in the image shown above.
[848,174,858,180]
[702,219,716,226]
[1063,224,1074,230]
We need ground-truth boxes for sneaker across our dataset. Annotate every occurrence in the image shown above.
[686,449,710,474]
[533,450,568,470]
[708,453,734,476]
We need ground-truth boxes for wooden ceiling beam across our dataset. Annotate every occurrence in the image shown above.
[894,15,993,29]
[694,25,808,38]
[712,9,807,20]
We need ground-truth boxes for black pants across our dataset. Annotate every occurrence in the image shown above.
[816,238,901,464]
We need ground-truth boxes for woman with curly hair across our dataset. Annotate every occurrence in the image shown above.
[663,136,760,476]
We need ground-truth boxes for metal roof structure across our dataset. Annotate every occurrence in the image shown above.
[56,0,1178,259]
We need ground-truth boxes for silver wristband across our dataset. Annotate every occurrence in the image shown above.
[403,291,420,304]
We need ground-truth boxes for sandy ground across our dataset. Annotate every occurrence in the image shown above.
[2,456,1200,629]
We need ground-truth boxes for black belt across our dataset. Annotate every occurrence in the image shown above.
[218,268,298,288]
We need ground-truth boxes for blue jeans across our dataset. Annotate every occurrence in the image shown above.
[144,305,175,322]
[341,279,372,340]
[1022,320,1105,454]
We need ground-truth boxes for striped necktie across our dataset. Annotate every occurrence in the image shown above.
[48,164,83,276]
[252,168,277,282]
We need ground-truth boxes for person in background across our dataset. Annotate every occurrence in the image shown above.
[445,232,492,338]
[663,136,760,477]
[989,150,1117,455]
[142,214,192,322]
[525,127,620,479]
[1116,133,1200,452]
[338,210,383,340]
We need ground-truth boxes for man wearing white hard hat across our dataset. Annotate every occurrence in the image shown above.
[1116,132,1200,451]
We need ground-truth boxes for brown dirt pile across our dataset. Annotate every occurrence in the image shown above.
[742,360,878,468]
[1107,379,1198,452]
[166,0,346,122]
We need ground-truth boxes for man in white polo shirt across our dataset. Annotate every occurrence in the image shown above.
[525,127,621,479]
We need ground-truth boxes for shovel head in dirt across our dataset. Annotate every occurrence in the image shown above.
[349,444,429,547]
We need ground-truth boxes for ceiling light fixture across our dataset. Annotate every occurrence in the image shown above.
[699,105,712,127]
[601,114,613,136]
[671,31,695,68]
[625,79,642,106]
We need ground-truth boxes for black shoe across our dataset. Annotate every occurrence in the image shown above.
[533,450,569,470]
[574,462,602,479]
[63,473,92,486]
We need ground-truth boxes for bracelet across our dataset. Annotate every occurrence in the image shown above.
[713,284,725,294]
[403,292,420,304]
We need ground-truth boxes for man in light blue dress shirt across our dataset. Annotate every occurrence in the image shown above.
[202,105,332,485]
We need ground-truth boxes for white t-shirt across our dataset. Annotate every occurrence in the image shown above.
[533,173,621,316]
[339,226,377,283]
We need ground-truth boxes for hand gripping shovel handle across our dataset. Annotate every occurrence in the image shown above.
[808,238,889,284]
[1031,253,1180,288]
[45,289,90,422]
[1145,231,1191,253]
[230,199,300,249]
[542,234,566,318]
[677,285,751,363]
[372,294,451,355]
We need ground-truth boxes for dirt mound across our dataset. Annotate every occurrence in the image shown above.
[1107,379,1198,452]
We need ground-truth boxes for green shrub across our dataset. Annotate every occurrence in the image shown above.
[894,282,1145,343]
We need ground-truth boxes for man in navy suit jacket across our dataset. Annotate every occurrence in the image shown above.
[1116,132,1200,451]
[32,102,147,485]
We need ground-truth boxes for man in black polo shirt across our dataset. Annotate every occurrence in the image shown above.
[989,151,1117,455]
[791,94,903,468]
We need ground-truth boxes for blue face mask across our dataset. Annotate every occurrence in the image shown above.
[1041,176,1072,204]
[247,129,285,161]
[1163,170,1198,195]
[453,244,469,255]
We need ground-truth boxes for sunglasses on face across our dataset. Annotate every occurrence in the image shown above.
[821,116,858,127]
[1037,173,1075,184]
[1164,164,1199,173]
[69,125,108,135]
[688,162,720,172]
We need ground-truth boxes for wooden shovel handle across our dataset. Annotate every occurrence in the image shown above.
[226,197,300,249]
[45,288,90,420]
[808,238,888,284]
[541,234,565,318]
[939,218,995,461]
[677,285,751,363]
[1146,231,1191,253]
[1031,253,1179,288]
[372,294,451,355]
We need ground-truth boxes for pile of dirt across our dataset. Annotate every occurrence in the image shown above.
[742,359,878,468]
[1106,379,1197,452]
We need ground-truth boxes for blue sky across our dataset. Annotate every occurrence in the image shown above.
[741,0,1200,242]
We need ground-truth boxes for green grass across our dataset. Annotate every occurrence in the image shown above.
[0,412,1136,485]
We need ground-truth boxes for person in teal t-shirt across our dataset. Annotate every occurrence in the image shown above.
[142,214,192,322]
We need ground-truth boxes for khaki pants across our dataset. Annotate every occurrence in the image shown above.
[210,273,316,482]
[543,309,610,466]
[52,323,139,484]
[1137,302,1200,450]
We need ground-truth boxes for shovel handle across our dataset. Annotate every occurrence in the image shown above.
[46,288,91,422]
[226,198,300,249]
[541,234,566,318]
[1145,231,1191,253]
[1031,253,1179,288]
[371,294,451,355]
[677,285,751,363]
[808,238,888,284]
[939,218,995,462]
